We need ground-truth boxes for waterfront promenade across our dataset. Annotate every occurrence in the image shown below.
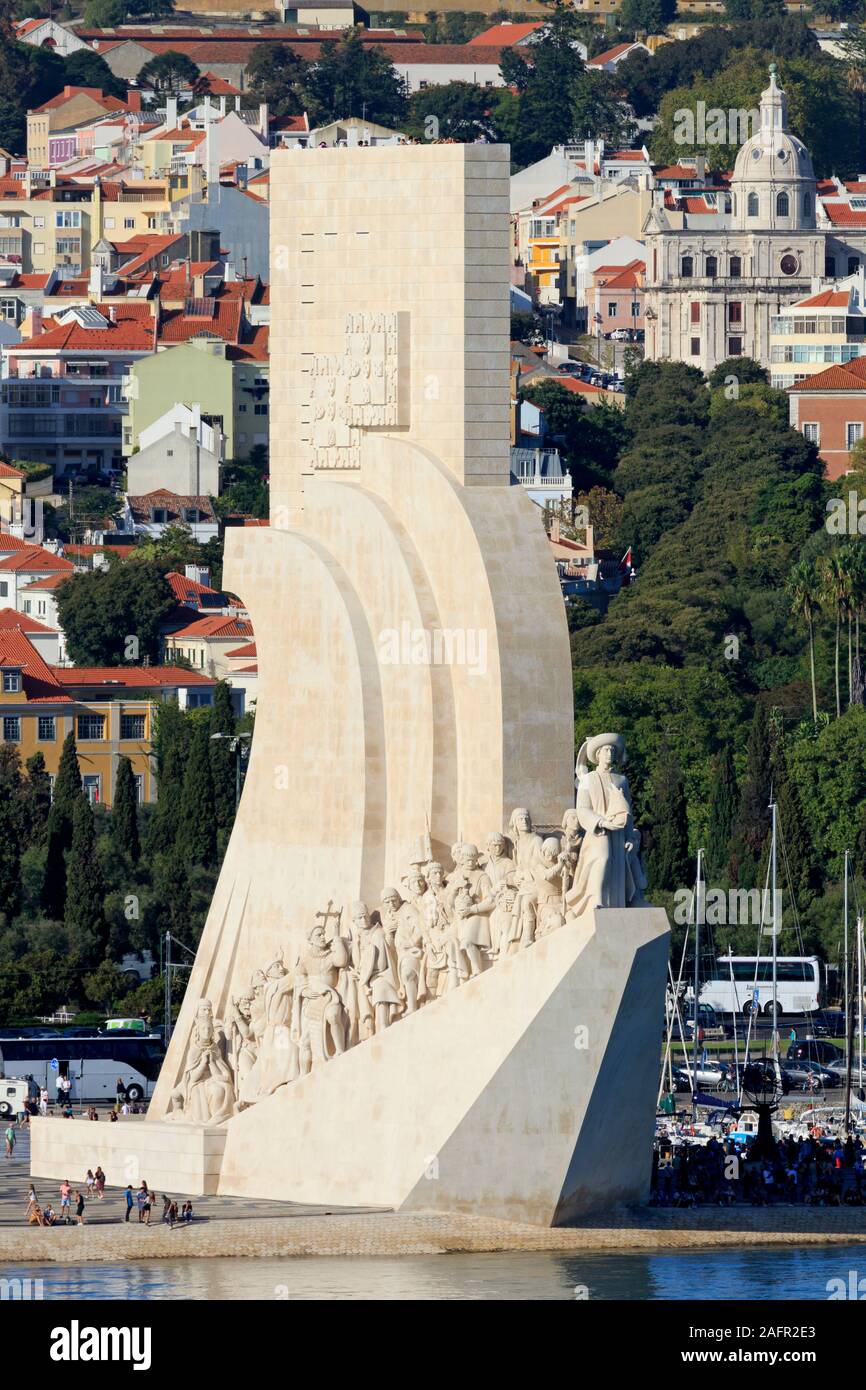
[4,1130,866,1261]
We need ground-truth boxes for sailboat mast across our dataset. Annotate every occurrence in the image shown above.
[845,849,850,1045]
[771,801,779,1074]
[859,915,863,1095]
[691,847,704,1123]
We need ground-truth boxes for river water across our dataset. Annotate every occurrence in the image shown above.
[3,1246,863,1300]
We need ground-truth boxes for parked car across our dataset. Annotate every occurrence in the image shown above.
[672,1061,726,1090]
[609,328,631,341]
[781,1059,842,1090]
[787,1038,844,1067]
[556,360,583,375]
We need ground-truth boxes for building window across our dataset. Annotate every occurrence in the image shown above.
[747,192,759,217]
[254,403,268,415]
[727,337,743,356]
[849,256,860,276]
[37,715,55,741]
[133,773,144,803]
[705,255,717,278]
[77,714,105,741]
[630,301,640,317]
[804,193,812,216]
[728,302,742,324]
[3,716,20,742]
[0,581,7,598]
[690,301,700,324]
[803,422,820,444]
[120,713,146,741]
[124,217,135,229]
[730,255,741,277]
[680,256,693,277]
[847,422,864,450]
[2,670,20,693]
[607,302,617,318]
[776,192,789,217]
[825,255,837,278]
[82,774,101,805]
[690,337,700,356]
[55,210,81,228]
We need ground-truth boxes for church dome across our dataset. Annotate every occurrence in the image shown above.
[729,66,816,232]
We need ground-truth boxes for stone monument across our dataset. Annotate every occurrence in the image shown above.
[30,146,669,1225]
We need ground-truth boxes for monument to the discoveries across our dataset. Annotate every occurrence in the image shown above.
[31,145,669,1225]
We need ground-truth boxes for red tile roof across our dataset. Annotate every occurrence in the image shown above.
[16,304,157,353]
[0,463,25,479]
[226,640,256,658]
[788,359,866,392]
[794,290,850,309]
[467,21,543,45]
[0,534,37,551]
[31,85,128,116]
[549,377,607,396]
[0,546,74,573]
[821,202,866,228]
[21,573,74,591]
[0,607,55,634]
[0,629,67,700]
[158,296,243,346]
[165,570,219,604]
[51,664,215,687]
[168,615,253,640]
[227,325,268,362]
[587,42,640,65]
[127,490,216,524]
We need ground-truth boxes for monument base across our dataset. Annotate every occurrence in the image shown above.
[31,908,669,1226]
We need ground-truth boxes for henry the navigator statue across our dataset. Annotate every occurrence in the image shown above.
[566,732,647,916]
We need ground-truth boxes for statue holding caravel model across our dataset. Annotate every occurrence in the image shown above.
[167,733,647,1126]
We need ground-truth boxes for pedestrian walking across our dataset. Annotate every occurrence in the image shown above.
[85,1169,95,1198]
[94,1166,105,1199]
[124,1185,134,1223]
[5,1124,15,1157]
[137,1182,148,1224]
[25,1184,38,1220]
[39,1088,48,1117]
[115,1077,126,1106]
[75,1190,85,1226]
[59,1179,72,1224]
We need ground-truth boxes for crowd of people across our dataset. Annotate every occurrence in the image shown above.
[652,1131,866,1206]
[24,1174,194,1228]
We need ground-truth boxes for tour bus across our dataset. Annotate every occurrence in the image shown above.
[0,1033,165,1104]
[699,955,822,1018]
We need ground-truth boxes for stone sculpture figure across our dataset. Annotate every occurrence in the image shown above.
[167,999,236,1125]
[354,902,402,1035]
[381,887,426,1014]
[446,843,494,980]
[226,994,257,1105]
[251,956,298,1098]
[509,807,545,947]
[566,733,647,917]
[420,862,452,998]
[293,924,350,1073]
[526,837,570,940]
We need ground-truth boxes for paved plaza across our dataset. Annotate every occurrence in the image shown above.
[2,1123,866,1262]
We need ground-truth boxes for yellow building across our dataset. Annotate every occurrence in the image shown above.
[0,625,215,806]
[769,284,866,390]
[0,175,178,278]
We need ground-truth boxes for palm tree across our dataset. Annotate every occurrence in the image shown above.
[843,541,866,703]
[821,550,854,718]
[788,558,821,725]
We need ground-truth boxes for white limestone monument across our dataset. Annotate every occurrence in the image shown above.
[31,145,669,1225]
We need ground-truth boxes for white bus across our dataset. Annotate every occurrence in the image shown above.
[0,1034,165,1104]
[700,955,822,1018]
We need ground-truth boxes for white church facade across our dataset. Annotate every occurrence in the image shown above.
[643,67,866,374]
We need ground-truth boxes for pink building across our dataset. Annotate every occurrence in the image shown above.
[592,258,645,337]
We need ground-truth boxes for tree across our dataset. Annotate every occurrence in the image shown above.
[83,0,126,24]
[406,81,505,142]
[246,42,307,120]
[301,30,408,128]
[730,702,773,885]
[644,752,691,892]
[21,750,51,845]
[0,746,22,921]
[113,755,140,864]
[64,797,107,966]
[63,49,126,100]
[56,558,175,666]
[209,682,237,833]
[705,744,738,883]
[619,0,676,32]
[511,2,587,168]
[145,701,190,857]
[139,51,201,95]
[821,548,853,717]
[706,356,768,391]
[787,557,821,724]
[178,719,217,867]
